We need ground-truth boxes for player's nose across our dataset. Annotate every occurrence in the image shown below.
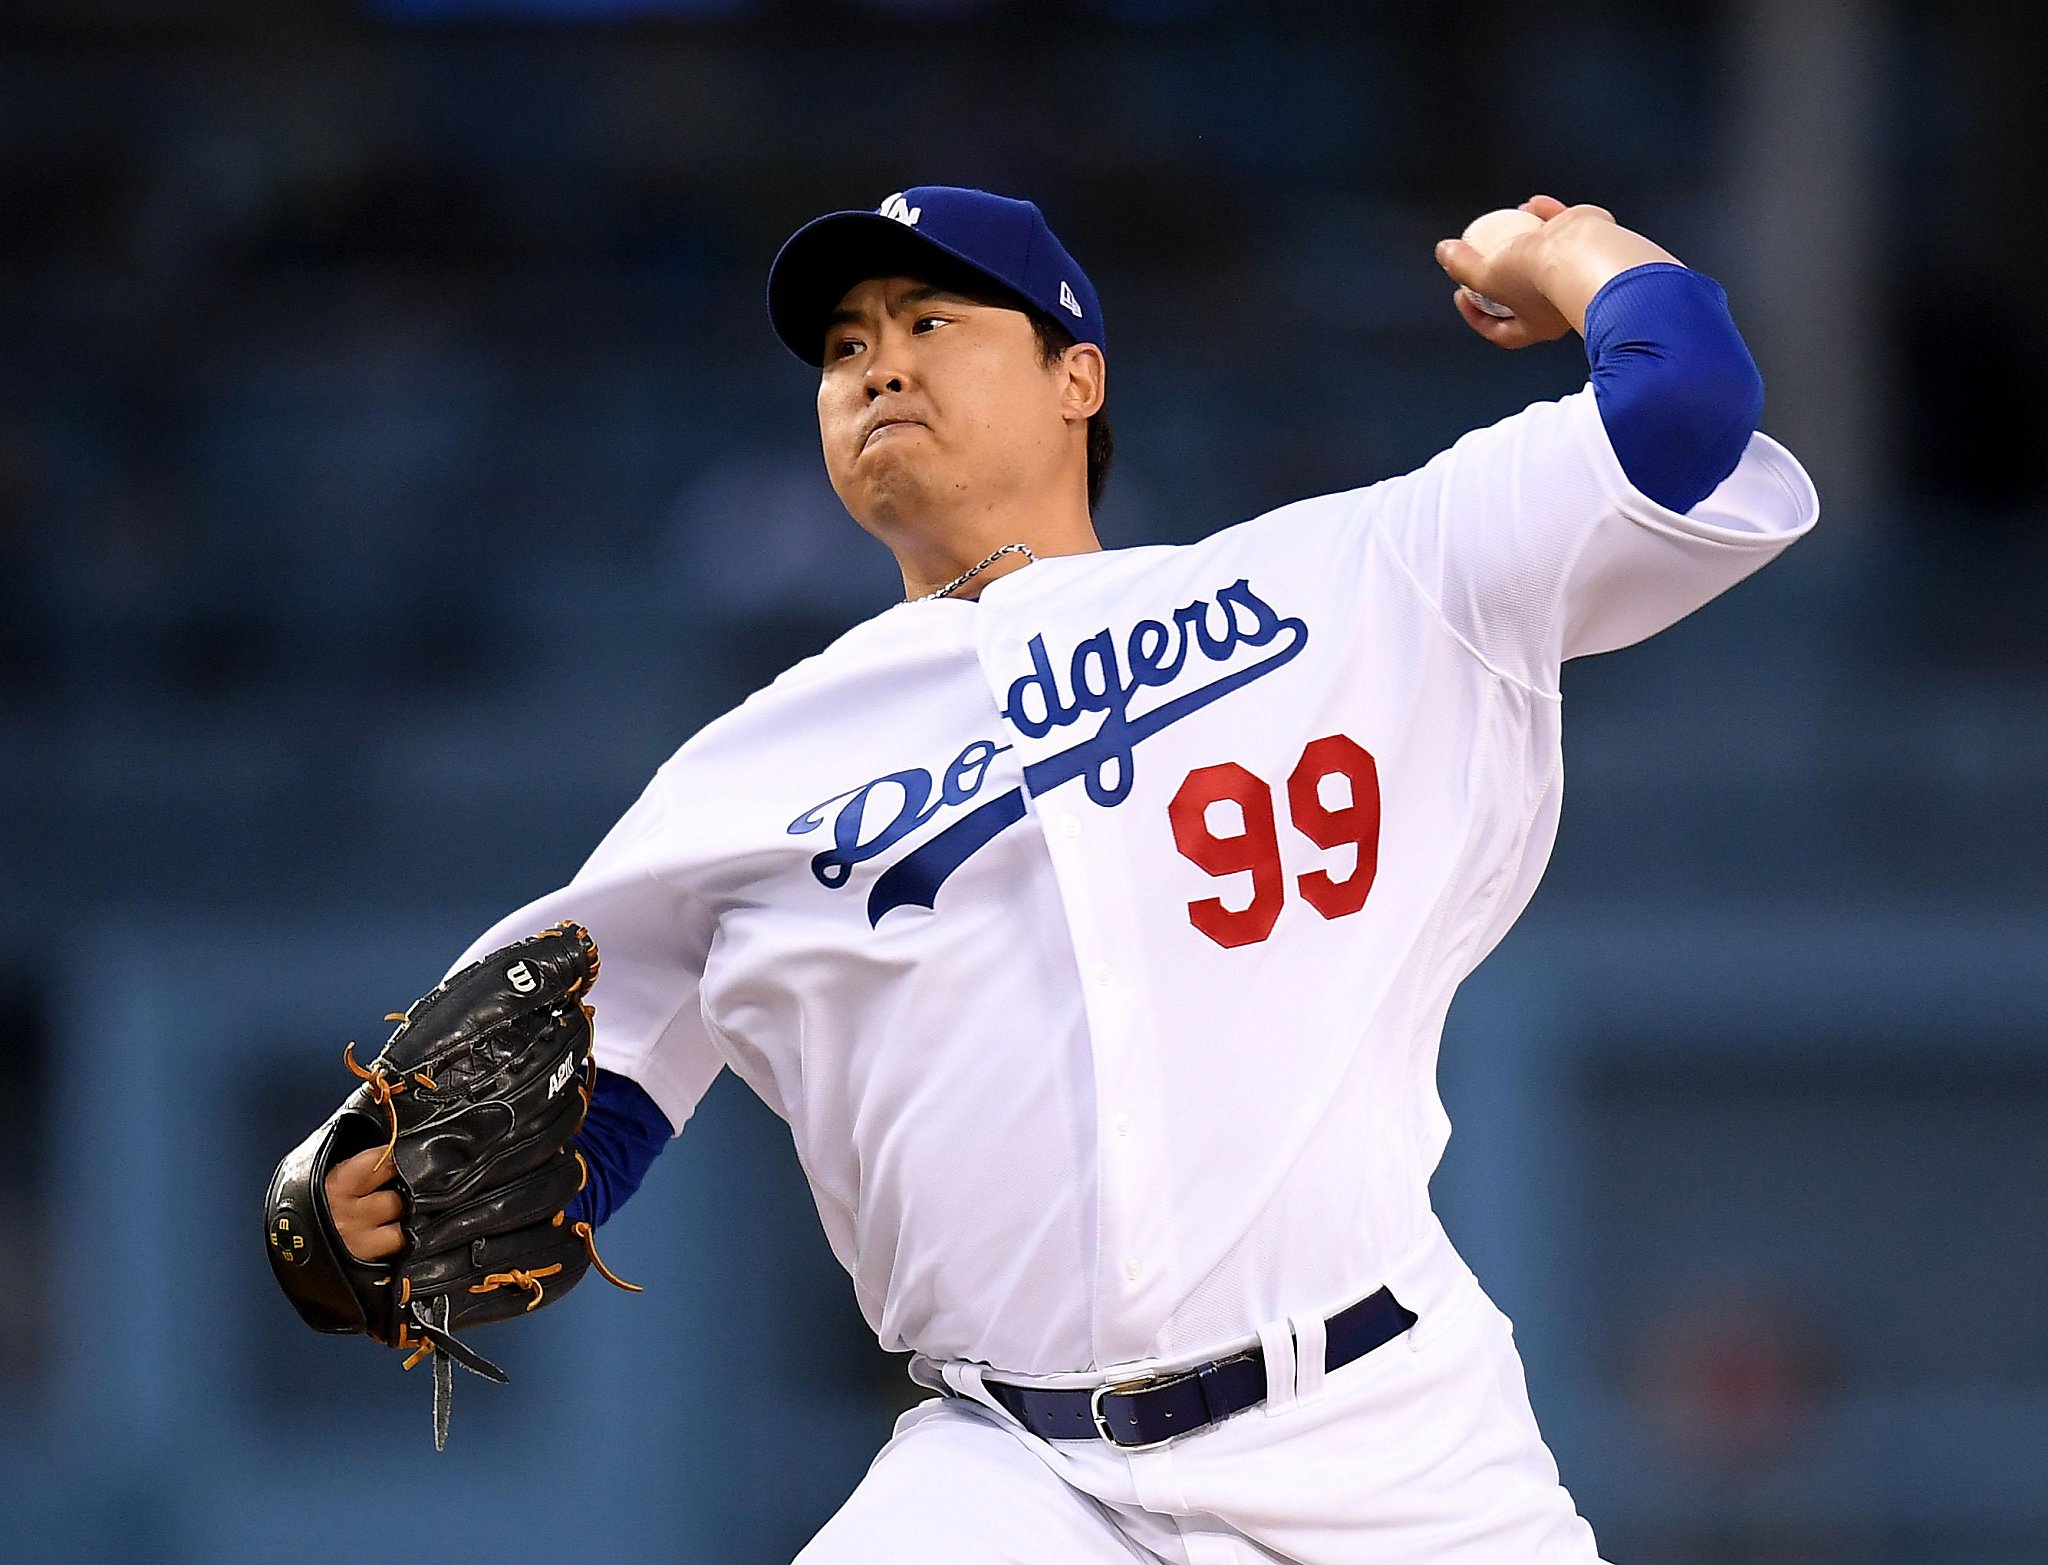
[863,365,908,399]
[861,335,914,399]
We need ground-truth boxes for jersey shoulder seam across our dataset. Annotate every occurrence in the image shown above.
[1363,506,1562,704]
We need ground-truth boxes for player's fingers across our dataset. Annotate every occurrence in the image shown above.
[1561,201,1616,226]
[1452,286,1499,328]
[355,1188,404,1227]
[326,1145,400,1200]
[340,1219,405,1262]
[1520,194,1569,221]
[1433,237,1490,291]
[329,1178,406,1262]
[1453,287,1560,350]
[1451,286,1520,344]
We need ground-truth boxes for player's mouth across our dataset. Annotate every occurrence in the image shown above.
[862,416,926,452]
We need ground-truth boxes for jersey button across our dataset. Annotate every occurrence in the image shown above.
[1091,961,1113,987]
[1124,1256,1142,1282]
[1058,814,1081,839]
[1112,1112,1132,1138]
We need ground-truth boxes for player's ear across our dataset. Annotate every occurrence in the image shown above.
[1058,343,1106,424]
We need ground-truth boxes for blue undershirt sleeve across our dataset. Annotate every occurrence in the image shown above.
[566,1066,675,1228]
[1583,261,1764,514]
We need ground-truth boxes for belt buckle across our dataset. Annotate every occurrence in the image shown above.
[1088,1372,1185,1451]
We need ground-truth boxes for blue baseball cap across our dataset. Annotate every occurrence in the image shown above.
[767,185,1105,367]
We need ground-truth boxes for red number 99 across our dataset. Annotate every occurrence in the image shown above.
[1166,733,1381,948]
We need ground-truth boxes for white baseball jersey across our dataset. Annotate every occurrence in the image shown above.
[462,386,1818,1382]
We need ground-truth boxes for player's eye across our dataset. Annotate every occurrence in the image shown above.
[829,336,863,360]
[911,315,947,333]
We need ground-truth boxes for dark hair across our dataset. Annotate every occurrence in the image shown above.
[1027,309,1115,514]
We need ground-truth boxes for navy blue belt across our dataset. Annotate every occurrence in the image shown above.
[978,1286,1417,1450]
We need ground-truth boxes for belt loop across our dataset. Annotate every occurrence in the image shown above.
[941,1360,1008,1422]
[1289,1311,1327,1404]
[1256,1318,1297,1416]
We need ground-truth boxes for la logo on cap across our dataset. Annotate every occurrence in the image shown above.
[879,192,921,226]
[1059,280,1083,318]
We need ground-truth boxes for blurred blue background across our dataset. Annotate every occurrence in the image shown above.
[1,0,2044,1561]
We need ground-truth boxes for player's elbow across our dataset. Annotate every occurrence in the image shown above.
[1585,264,1766,513]
[1666,334,1765,451]
[1594,336,1763,513]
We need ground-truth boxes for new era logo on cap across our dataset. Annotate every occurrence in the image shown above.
[767,184,1105,366]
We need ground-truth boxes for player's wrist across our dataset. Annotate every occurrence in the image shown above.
[1530,212,1682,336]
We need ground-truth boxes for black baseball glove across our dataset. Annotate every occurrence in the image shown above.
[263,921,639,1441]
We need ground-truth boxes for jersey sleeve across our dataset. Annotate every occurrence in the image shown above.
[1368,385,1818,693]
[566,1067,673,1227]
[450,770,723,1137]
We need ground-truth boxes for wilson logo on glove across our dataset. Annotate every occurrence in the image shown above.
[506,960,538,995]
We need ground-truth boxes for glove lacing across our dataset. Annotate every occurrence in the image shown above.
[391,1138,643,1372]
[343,1038,437,1171]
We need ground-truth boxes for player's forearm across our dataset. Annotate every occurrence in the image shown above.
[1529,210,1682,336]
[567,1066,674,1228]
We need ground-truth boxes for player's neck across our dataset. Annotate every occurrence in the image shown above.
[889,496,1101,602]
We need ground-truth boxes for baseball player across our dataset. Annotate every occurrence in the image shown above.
[323,184,1818,1561]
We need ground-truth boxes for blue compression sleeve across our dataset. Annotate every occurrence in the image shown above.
[1583,261,1763,514]
[566,1066,674,1228]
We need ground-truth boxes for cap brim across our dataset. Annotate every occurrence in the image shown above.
[766,211,1034,367]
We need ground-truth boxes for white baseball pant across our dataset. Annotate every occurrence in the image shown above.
[798,1247,1608,1563]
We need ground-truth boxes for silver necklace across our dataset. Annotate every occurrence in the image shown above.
[911,542,1037,602]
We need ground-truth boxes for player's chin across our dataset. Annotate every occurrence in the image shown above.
[856,441,942,497]
[847,460,939,528]
[856,425,936,473]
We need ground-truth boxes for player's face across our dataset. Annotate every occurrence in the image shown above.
[815,274,1091,539]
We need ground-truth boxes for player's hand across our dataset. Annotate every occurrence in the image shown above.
[1433,197,1592,349]
[324,1145,405,1261]
[1435,196,1678,349]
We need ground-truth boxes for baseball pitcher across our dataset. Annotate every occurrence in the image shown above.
[269,185,1817,1561]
